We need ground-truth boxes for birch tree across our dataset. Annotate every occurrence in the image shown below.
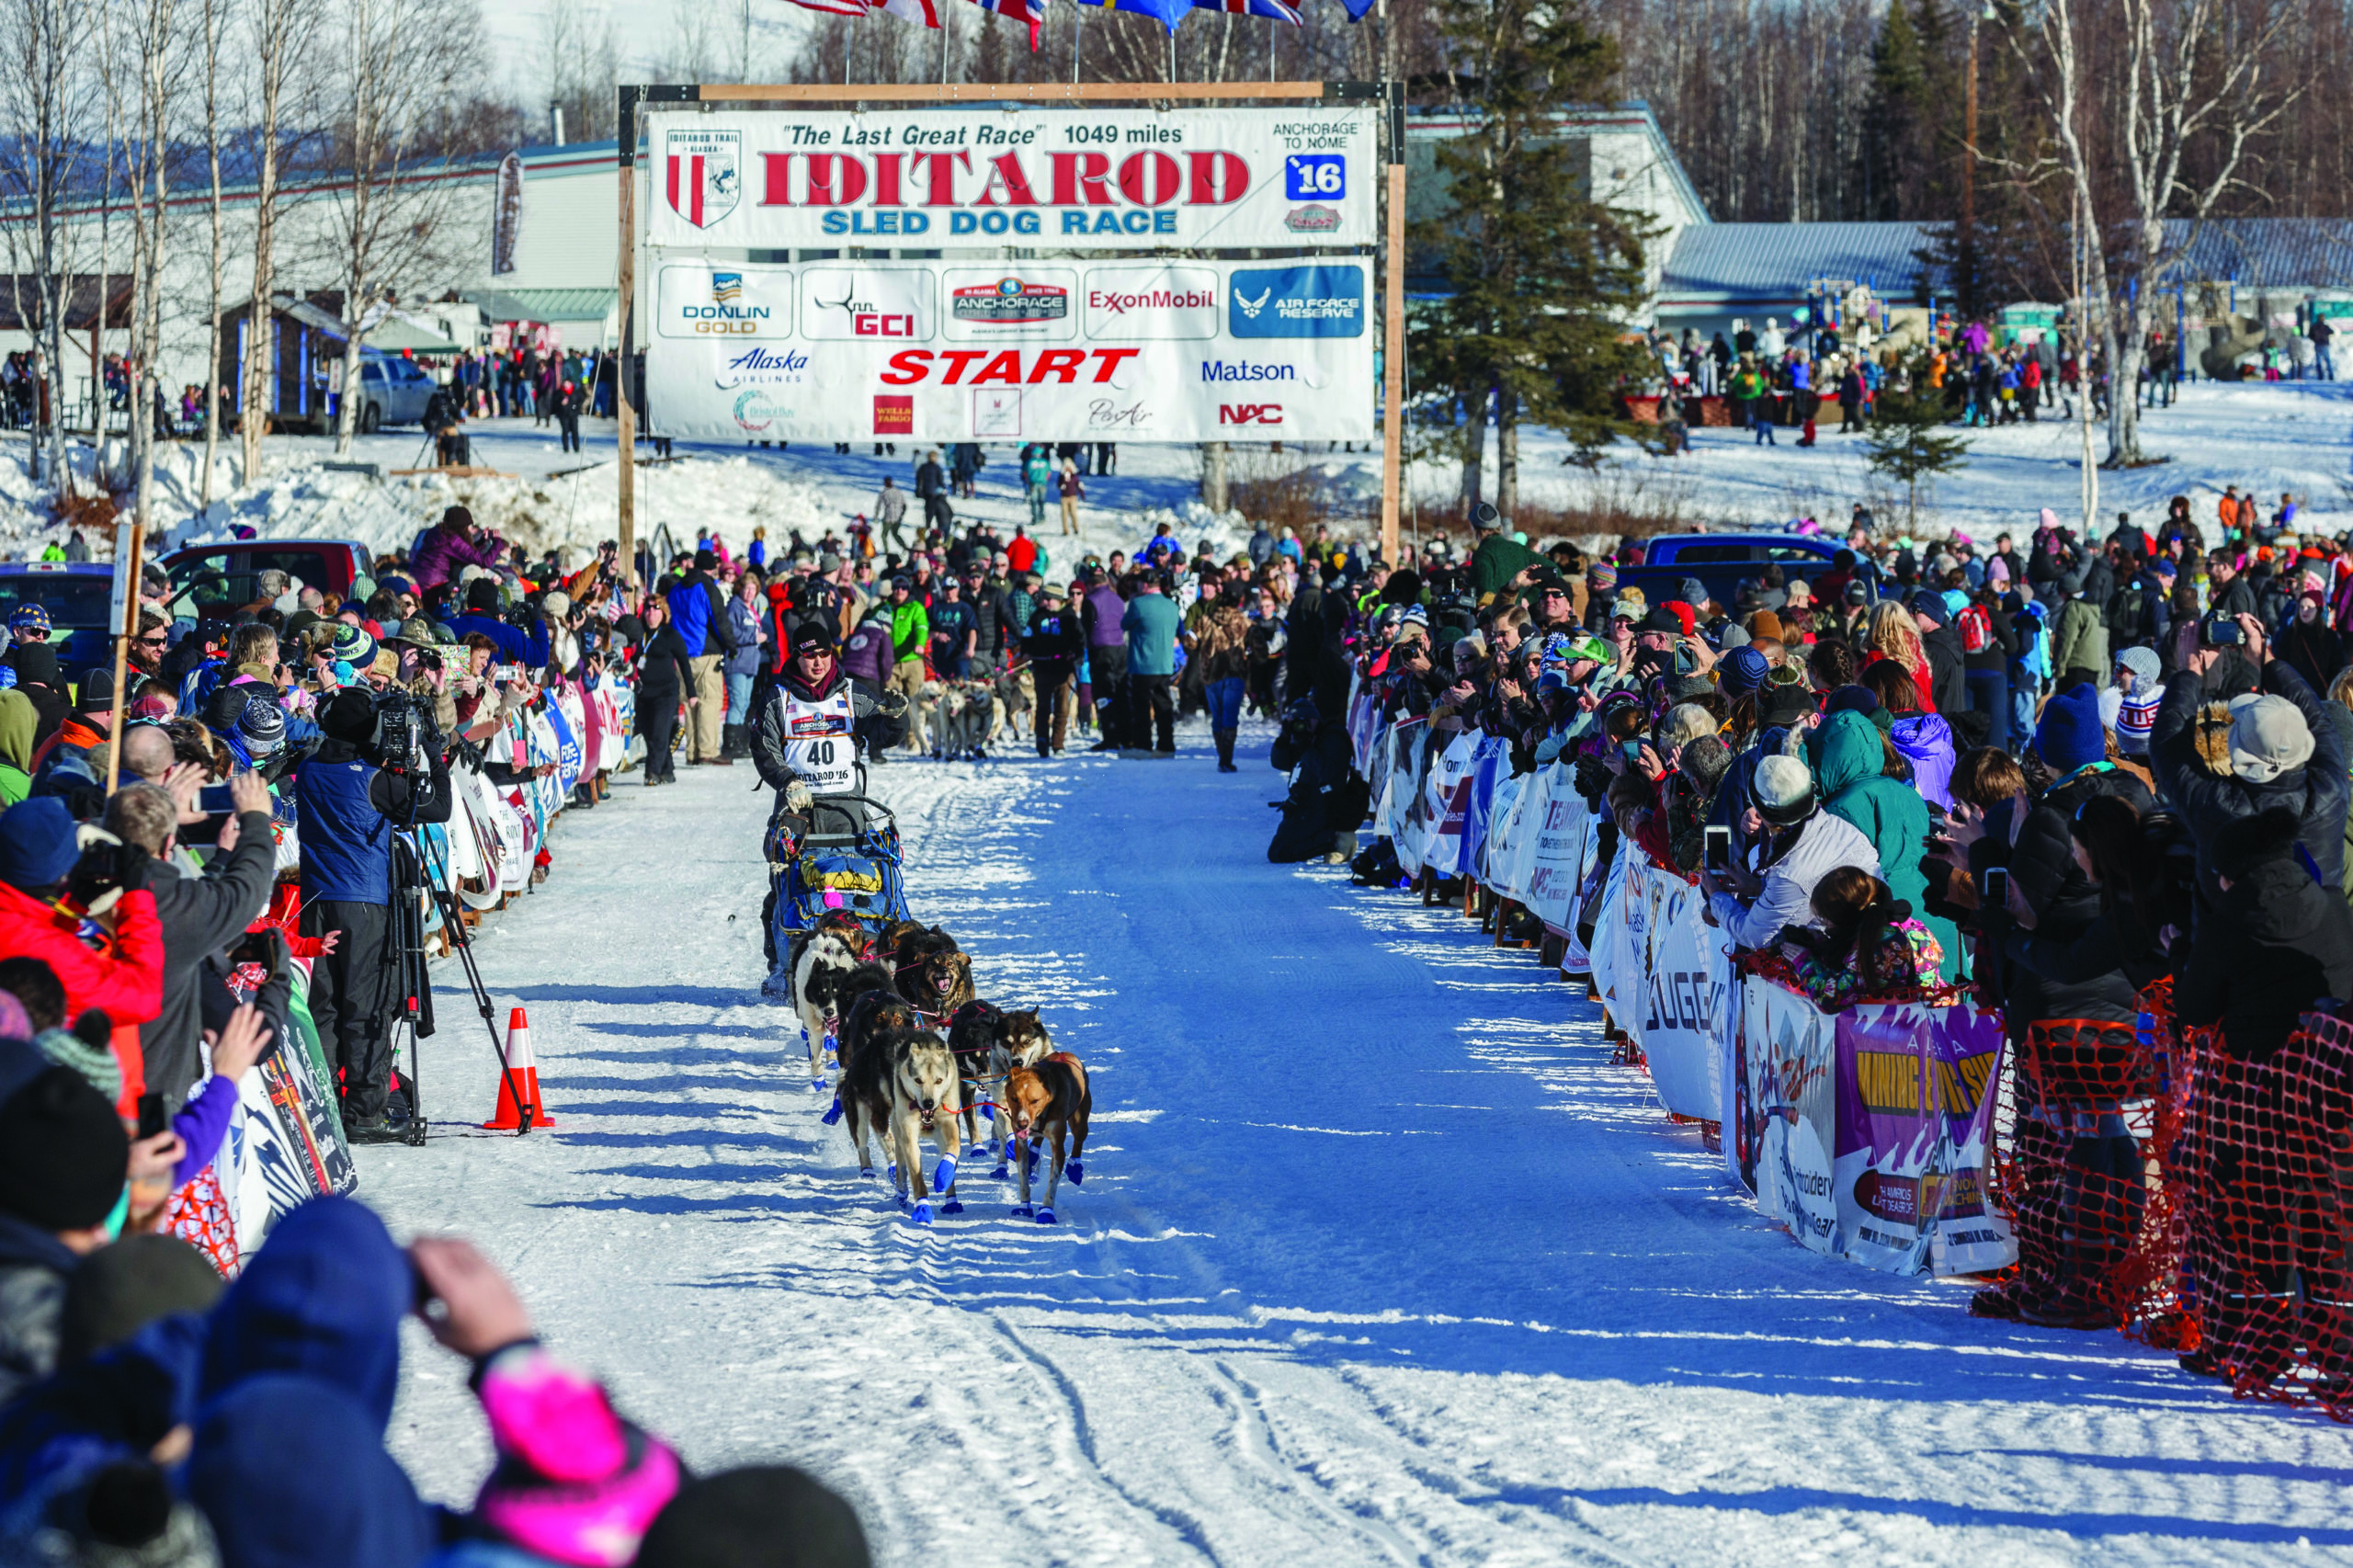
[0,0,97,490]
[2008,0,2296,465]
[315,0,482,456]
[108,0,188,536]
[199,0,228,505]
[238,0,320,484]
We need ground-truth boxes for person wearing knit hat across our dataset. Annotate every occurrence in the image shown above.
[1721,643,1771,697]
[2107,646,2162,757]
[8,603,51,645]
[1702,749,1881,951]
[327,622,377,673]
[0,1065,131,1396]
[636,1466,871,1568]
[1746,608,1785,645]
[2033,682,2107,776]
[59,1232,225,1365]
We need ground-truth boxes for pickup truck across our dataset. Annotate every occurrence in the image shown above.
[1611,532,1847,614]
[159,539,375,619]
[0,562,119,676]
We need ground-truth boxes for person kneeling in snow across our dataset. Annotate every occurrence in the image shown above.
[748,624,909,965]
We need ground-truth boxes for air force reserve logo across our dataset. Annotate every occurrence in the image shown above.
[665,128,741,229]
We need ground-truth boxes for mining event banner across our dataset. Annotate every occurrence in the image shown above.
[642,256,1376,443]
[643,107,1378,251]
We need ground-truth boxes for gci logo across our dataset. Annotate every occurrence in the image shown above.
[1220,403,1283,425]
[853,314,916,337]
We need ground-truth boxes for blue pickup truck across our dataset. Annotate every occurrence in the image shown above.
[1612,532,1848,613]
[0,561,118,678]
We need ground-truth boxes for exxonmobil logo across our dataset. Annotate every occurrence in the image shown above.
[1219,403,1284,426]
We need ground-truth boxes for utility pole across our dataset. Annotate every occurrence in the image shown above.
[1960,6,1980,320]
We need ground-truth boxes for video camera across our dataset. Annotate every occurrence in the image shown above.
[365,687,438,780]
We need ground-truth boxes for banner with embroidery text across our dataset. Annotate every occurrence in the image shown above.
[645,108,1378,251]
[642,254,1376,443]
[1639,873,1730,1122]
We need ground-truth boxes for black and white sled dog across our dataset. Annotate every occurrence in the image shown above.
[835,1021,964,1223]
[946,1001,1053,1166]
[790,926,868,1087]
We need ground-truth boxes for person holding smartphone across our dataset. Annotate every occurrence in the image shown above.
[1698,753,1881,951]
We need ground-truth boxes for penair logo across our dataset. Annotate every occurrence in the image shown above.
[1228,265,1365,339]
[665,128,741,229]
[952,277,1068,324]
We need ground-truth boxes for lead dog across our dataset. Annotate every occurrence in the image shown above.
[836,1021,963,1222]
[1002,1051,1090,1223]
[945,1002,1053,1168]
[895,942,974,1021]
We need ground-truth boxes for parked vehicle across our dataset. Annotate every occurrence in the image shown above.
[159,539,374,619]
[1610,532,1846,613]
[354,352,438,433]
[0,561,118,676]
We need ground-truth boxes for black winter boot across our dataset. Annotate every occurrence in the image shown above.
[1214,728,1238,772]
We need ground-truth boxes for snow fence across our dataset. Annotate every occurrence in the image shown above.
[1349,692,2020,1280]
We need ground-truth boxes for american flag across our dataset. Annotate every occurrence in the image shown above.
[784,0,871,16]
[876,0,942,24]
[1191,0,1302,21]
[969,0,1046,49]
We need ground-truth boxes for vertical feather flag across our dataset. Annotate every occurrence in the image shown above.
[876,0,943,25]
[969,0,1046,49]
[1077,0,1190,35]
[784,0,873,15]
[1190,0,1302,22]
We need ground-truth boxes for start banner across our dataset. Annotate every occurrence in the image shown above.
[644,107,1379,253]
[642,256,1375,442]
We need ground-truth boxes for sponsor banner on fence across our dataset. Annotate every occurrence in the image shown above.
[1522,774,1593,937]
[645,108,1378,253]
[1417,733,1482,879]
[644,256,1374,442]
[1741,975,1842,1254]
[1640,874,1730,1122]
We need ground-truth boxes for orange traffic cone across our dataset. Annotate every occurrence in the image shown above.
[482,1006,555,1130]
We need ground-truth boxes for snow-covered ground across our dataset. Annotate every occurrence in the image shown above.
[9,379,2350,573]
[358,727,2353,1566]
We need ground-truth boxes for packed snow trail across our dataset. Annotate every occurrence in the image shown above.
[362,730,2353,1567]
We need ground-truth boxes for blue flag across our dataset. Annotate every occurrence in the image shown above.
[1079,0,1190,33]
[1339,0,1376,17]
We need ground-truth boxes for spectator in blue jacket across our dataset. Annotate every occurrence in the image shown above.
[665,551,736,765]
[1121,574,1181,756]
[444,579,549,671]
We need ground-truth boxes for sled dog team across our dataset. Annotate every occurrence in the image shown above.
[917,665,1035,762]
[790,915,1091,1225]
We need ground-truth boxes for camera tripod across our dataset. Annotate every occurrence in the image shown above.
[387,813,535,1144]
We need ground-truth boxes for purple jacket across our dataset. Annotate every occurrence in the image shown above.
[1081,585,1126,649]
[411,523,505,590]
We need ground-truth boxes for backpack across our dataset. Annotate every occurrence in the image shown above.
[1957,602,1995,655]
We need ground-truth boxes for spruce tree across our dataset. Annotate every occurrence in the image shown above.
[1865,362,1972,530]
[1408,0,1654,518]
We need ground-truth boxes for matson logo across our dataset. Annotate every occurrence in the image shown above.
[1219,403,1285,426]
[1200,360,1295,382]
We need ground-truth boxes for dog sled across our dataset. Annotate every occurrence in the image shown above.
[769,791,911,959]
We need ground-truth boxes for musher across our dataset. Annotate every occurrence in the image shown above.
[749,621,910,975]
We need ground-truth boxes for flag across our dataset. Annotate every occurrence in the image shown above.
[1190,0,1301,21]
[1078,0,1189,34]
[877,0,942,25]
[969,0,1045,49]
[1339,0,1376,18]
[785,0,871,15]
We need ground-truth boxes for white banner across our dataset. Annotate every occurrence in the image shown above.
[645,108,1379,253]
[1743,975,1841,1256]
[643,255,1374,442]
[1417,732,1482,880]
[1639,874,1731,1122]
[1520,770,1592,937]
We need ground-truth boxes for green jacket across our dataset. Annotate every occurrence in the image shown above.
[891,600,930,664]
[1470,533,1543,606]
[0,689,31,806]
[1811,710,1963,980]
[2050,597,2109,685]
[1730,368,1767,401]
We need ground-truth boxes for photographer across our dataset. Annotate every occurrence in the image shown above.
[103,774,276,1111]
[293,687,451,1143]
[447,578,549,672]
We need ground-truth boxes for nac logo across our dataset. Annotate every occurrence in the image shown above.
[1219,403,1284,426]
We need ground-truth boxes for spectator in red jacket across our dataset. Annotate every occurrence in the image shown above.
[0,798,164,1112]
